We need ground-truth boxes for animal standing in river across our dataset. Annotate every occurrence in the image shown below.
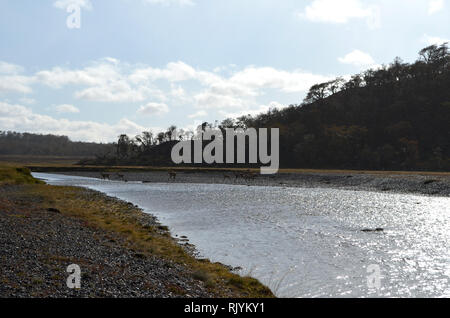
[100,173,110,180]
[168,170,177,181]
[116,173,126,181]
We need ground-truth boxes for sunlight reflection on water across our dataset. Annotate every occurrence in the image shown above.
[35,173,450,298]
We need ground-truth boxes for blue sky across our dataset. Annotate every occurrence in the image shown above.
[0,0,449,142]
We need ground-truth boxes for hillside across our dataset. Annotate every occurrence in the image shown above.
[234,44,450,171]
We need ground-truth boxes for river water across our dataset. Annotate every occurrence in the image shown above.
[33,172,450,298]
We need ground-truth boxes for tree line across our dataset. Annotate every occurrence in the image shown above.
[0,131,114,157]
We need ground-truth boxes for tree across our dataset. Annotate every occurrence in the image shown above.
[117,134,131,158]
[220,118,235,129]
[166,125,177,141]
[135,131,154,152]
[329,77,345,94]
[304,82,331,104]
[156,132,166,144]
[344,74,364,90]
[419,43,449,64]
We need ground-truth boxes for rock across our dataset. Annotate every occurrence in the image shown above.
[361,228,384,232]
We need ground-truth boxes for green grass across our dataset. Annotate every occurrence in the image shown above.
[0,166,43,185]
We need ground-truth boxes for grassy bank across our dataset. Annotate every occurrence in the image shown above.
[0,166,274,298]
[0,166,44,185]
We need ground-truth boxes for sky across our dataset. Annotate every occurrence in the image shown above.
[0,0,449,142]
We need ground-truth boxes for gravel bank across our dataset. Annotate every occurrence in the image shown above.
[50,170,450,197]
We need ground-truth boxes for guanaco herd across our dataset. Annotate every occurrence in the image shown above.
[100,169,258,183]
[166,170,258,182]
[224,171,258,182]
[100,173,126,181]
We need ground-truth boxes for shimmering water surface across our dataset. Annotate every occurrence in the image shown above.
[34,173,450,298]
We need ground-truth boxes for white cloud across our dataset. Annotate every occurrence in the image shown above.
[194,92,248,109]
[53,0,92,10]
[298,0,380,29]
[19,97,36,105]
[421,34,449,45]
[0,75,34,94]
[219,101,287,119]
[229,66,331,93]
[36,60,165,103]
[143,0,195,6]
[0,102,32,118]
[74,83,151,103]
[137,102,169,116]
[188,110,207,119]
[428,0,444,15]
[55,104,80,113]
[170,84,189,101]
[129,61,331,110]
[26,58,332,112]
[36,66,110,88]
[0,61,34,94]
[338,50,376,68]
[0,61,23,74]
[129,61,197,83]
[0,101,145,142]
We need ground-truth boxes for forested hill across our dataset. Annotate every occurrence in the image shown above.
[0,131,113,157]
[235,44,450,171]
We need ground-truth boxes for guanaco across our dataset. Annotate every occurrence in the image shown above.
[168,170,177,181]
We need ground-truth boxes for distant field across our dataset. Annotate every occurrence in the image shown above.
[0,155,89,165]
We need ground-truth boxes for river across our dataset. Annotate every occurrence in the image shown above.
[33,172,450,298]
